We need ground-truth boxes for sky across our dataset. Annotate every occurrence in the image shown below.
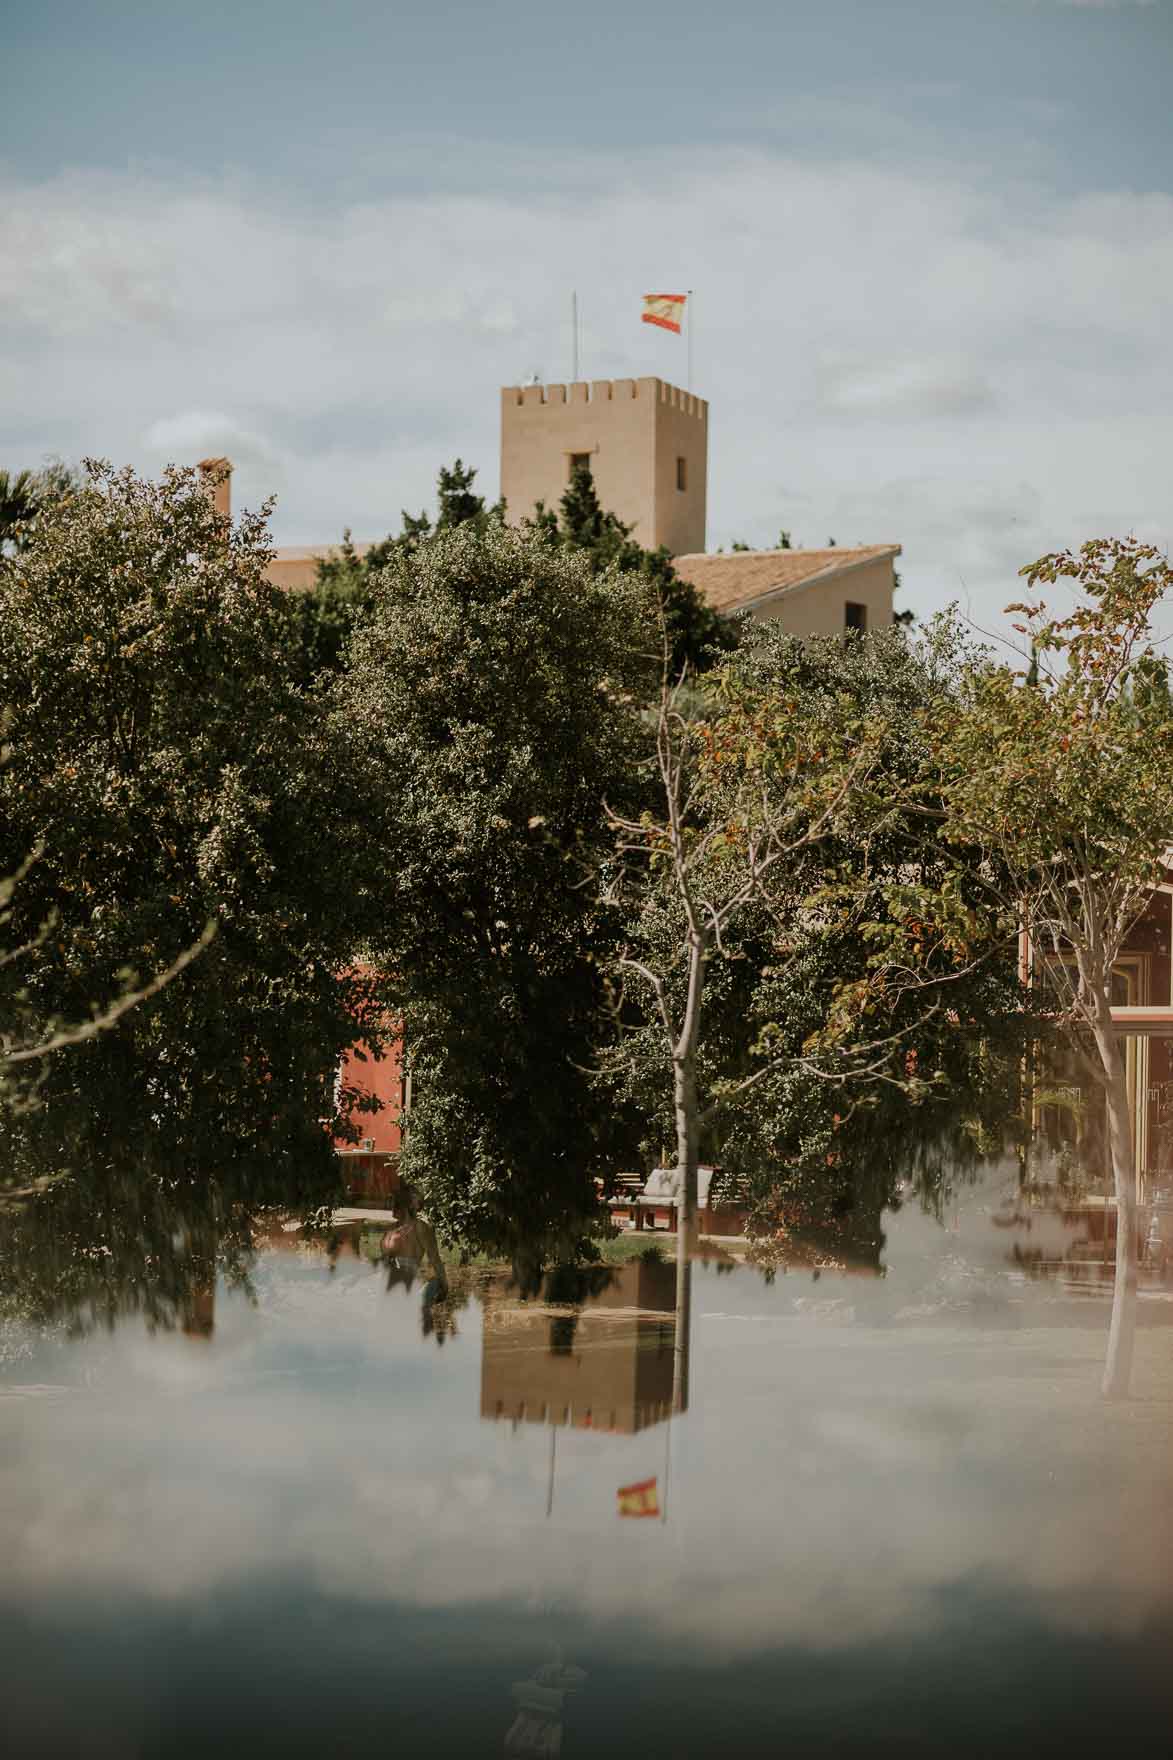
[3,0,1172,633]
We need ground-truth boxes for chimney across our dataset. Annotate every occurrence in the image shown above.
[198,455,232,522]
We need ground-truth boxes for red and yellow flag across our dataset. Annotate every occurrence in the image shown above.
[617,1475,660,1518]
[641,293,686,335]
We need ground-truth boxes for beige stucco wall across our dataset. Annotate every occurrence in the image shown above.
[266,546,374,592]
[500,376,706,555]
[651,383,708,555]
[266,553,322,592]
[747,557,896,634]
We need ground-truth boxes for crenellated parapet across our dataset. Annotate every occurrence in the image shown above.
[503,376,707,423]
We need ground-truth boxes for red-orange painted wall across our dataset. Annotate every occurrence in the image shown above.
[335,1033,404,1153]
[333,1010,404,1200]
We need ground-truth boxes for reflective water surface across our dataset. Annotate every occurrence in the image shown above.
[3,1166,1172,1758]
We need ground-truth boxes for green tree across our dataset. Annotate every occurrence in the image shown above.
[939,537,1173,1398]
[0,471,37,551]
[0,460,383,1171]
[338,521,653,1259]
[2,850,214,1082]
[599,620,1028,1297]
[279,459,503,684]
[0,461,78,555]
[709,624,1028,1233]
[434,457,502,531]
[599,635,884,1277]
[535,463,739,677]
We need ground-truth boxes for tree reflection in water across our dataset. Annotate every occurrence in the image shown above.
[0,1106,342,1338]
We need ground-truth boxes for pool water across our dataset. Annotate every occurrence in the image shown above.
[2,1165,1171,1758]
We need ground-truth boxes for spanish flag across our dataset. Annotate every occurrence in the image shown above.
[617,1475,660,1518]
[641,293,686,335]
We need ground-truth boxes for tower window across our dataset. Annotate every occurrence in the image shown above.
[676,456,688,491]
[845,601,867,631]
[569,452,592,478]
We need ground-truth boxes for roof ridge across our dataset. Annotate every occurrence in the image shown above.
[675,543,898,561]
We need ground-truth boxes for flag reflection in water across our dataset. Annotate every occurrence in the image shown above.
[616,1474,660,1518]
[486,1255,689,1748]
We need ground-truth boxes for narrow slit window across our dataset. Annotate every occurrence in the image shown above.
[569,451,591,479]
[676,456,688,491]
[845,601,867,631]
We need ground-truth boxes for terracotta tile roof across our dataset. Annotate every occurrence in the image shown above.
[272,545,346,562]
[674,544,901,616]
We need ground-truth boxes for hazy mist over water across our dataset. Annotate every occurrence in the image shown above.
[3,1164,1171,1757]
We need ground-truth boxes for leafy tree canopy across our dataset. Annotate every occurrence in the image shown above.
[937,536,1173,1396]
[278,459,504,683]
[337,521,656,1258]
[0,460,79,555]
[0,460,384,1173]
[530,462,739,678]
[600,619,1031,1245]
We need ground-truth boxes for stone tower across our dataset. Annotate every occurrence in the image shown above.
[500,376,707,556]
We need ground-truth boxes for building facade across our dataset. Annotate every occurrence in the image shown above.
[205,403,902,635]
[674,545,901,633]
[500,376,708,556]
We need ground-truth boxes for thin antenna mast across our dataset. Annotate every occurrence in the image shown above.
[571,290,579,383]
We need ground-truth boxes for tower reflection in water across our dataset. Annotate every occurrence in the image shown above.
[479,1254,691,1755]
[479,1256,687,1435]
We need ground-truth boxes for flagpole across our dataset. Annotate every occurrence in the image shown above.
[571,290,579,384]
[546,1421,557,1519]
[686,288,694,392]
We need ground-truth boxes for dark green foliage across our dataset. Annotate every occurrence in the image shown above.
[0,470,38,550]
[892,567,915,628]
[339,522,654,1257]
[557,461,627,555]
[435,458,502,530]
[0,460,383,1170]
[535,463,739,677]
[275,459,503,685]
[730,532,794,551]
[0,460,79,554]
[278,533,377,682]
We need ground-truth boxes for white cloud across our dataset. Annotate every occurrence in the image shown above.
[815,354,996,420]
[1,149,1171,635]
[142,409,282,479]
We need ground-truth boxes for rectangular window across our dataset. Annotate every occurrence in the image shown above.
[845,601,867,631]
[676,456,688,491]
[569,452,591,479]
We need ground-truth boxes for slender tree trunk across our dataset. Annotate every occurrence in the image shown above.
[672,935,704,1409]
[673,1049,699,1247]
[1093,1014,1138,1400]
[672,1044,698,1407]
[673,1255,692,1415]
